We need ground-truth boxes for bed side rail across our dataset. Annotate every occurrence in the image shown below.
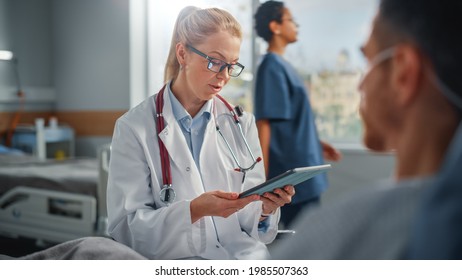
[0,186,97,243]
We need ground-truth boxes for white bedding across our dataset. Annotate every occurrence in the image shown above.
[0,155,98,197]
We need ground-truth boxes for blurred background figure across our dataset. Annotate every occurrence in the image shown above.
[253,0,342,229]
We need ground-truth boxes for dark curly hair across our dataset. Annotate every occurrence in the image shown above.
[254,1,285,42]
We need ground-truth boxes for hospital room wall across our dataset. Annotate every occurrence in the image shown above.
[0,0,56,140]
[51,0,130,156]
[0,0,54,112]
[0,0,130,157]
[0,0,53,89]
[0,1,7,44]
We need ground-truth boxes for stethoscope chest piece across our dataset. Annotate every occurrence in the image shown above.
[159,186,176,205]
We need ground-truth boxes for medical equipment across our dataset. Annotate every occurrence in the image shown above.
[155,85,261,204]
[0,145,110,245]
[11,120,75,160]
[0,186,97,242]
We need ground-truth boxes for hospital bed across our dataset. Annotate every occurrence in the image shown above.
[0,144,111,245]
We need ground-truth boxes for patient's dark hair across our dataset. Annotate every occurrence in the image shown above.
[378,0,462,104]
[254,1,285,42]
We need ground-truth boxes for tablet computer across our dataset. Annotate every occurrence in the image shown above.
[239,164,331,198]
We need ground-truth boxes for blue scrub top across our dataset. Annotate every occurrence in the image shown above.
[254,53,328,203]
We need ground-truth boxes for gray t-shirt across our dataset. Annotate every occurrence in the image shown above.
[271,177,434,260]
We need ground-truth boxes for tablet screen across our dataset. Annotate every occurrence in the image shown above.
[239,164,331,198]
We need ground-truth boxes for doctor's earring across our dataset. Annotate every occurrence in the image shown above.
[180,64,184,71]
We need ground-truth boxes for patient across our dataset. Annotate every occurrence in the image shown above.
[0,237,146,260]
[272,0,462,259]
[409,122,462,259]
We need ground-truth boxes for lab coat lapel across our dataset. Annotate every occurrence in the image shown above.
[199,99,230,192]
[157,91,202,190]
[200,100,245,245]
[199,113,223,192]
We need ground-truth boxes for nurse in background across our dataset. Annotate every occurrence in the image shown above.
[254,1,342,229]
[107,6,294,260]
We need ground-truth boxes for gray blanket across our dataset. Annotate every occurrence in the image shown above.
[0,237,146,260]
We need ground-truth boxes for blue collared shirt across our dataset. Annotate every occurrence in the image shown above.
[167,83,212,171]
[258,217,270,232]
[168,83,269,233]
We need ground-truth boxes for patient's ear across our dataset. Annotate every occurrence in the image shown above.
[390,45,423,107]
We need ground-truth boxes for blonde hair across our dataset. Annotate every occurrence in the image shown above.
[163,6,243,83]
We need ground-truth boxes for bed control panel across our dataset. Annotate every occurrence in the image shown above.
[0,186,97,243]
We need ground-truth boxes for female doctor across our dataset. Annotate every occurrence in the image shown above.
[107,6,295,260]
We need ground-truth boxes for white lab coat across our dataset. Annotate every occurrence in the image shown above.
[107,88,279,260]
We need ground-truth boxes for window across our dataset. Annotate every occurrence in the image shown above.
[263,0,377,143]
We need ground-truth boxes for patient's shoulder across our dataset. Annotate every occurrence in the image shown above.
[272,178,434,260]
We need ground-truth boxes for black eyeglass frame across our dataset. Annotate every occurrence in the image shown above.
[186,44,245,77]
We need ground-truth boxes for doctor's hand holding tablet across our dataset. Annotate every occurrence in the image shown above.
[239,164,331,218]
[190,162,330,224]
[189,186,294,223]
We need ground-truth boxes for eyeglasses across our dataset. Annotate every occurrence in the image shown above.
[359,47,395,86]
[359,46,462,112]
[186,45,245,77]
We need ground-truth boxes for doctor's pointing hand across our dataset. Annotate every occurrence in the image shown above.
[107,6,294,260]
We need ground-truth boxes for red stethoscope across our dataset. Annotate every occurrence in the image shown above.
[155,85,262,204]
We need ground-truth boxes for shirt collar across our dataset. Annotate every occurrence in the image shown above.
[167,82,212,122]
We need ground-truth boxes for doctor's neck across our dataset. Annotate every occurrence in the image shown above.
[171,78,206,118]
